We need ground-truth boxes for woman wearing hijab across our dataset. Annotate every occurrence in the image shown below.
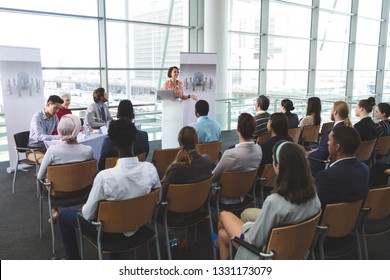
[37,114,94,223]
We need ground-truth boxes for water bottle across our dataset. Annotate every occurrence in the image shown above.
[169,237,180,248]
[84,123,90,138]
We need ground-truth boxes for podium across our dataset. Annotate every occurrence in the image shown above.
[161,100,184,148]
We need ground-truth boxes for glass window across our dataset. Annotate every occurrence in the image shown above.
[358,0,382,19]
[355,45,379,70]
[267,70,308,95]
[317,41,349,70]
[229,33,260,69]
[315,70,347,98]
[318,11,350,42]
[319,0,351,13]
[105,0,189,26]
[267,37,310,70]
[0,12,99,67]
[0,0,97,16]
[230,0,261,33]
[228,70,259,97]
[352,70,378,99]
[42,69,100,108]
[383,71,390,102]
[356,18,380,45]
[106,21,189,69]
[269,2,311,38]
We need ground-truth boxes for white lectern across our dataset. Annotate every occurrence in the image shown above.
[161,100,184,148]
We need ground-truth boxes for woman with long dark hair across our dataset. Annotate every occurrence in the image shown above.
[299,97,322,127]
[215,141,320,260]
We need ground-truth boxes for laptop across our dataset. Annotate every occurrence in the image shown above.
[156,90,176,101]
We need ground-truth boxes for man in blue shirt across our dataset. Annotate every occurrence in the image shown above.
[27,95,63,163]
[190,100,221,143]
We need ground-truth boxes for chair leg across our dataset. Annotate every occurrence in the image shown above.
[39,195,43,240]
[355,229,363,260]
[12,161,18,194]
[146,242,151,259]
[153,218,161,260]
[78,230,85,260]
[48,201,56,256]
[163,221,171,260]
[361,227,369,260]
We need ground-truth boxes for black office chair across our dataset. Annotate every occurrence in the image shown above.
[12,131,40,194]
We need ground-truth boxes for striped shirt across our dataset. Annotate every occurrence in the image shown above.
[252,111,271,140]
[376,119,390,136]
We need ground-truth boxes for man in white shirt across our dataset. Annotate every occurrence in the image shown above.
[58,119,161,260]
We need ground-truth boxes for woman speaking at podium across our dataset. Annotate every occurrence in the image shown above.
[162,66,197,100]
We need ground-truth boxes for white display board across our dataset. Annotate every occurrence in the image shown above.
[180,52,217,126]
[0,46,45,173]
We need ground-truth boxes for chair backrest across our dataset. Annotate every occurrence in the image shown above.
[375,136,390,156]
[256,133,271,144]
[320,200,363,237]
[219,169,258,198]
[260,164,277,189]
[151,148,180,174]
[197,141,222,165]
[363,186,390,220]
[355,138,377,162]
[105,157,117,169]
[13,131,30,151]
[97,188,160,233]
[320,122,335,135]
[300,125,320,143]
[47,159,97,193]
[167,176,214,213]
[265,210,322,260]
[288,127,301,143]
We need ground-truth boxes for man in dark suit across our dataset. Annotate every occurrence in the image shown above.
[315,126,369,204]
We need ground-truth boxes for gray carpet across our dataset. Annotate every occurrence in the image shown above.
[0,130,389,260]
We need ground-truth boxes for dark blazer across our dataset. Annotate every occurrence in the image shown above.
[354,117,378,141]
[308,121,345,177]
[259,135,292,175]
[98,129,149,171]
[315,157,369,205]
[162,151,212,202]
[285,113,299,128]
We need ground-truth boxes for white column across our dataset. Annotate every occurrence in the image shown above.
[204,0,229,130]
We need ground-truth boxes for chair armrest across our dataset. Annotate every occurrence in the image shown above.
[232,236,262,256]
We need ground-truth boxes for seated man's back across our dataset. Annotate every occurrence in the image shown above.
[315,126,369,205]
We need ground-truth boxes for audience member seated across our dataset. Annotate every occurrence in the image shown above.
[308,101,351,177]
[27,95,63,164]
[56,92,72,121]
[354,97,378,141]
[37,114,94,223]
[299,97,321,127]
[98,99,149,171]
[215,141,320,260]
[213,113,262,204]
[375,102,390,136]
[315,126,369,205]
[190,99,221,143]
[86,87,112,129]
[252,95,271,140]
[53,92,73,135]
[58,119,161,260]
[259,113,292,174]
[280,99,299,128]
[161,126,212,222]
